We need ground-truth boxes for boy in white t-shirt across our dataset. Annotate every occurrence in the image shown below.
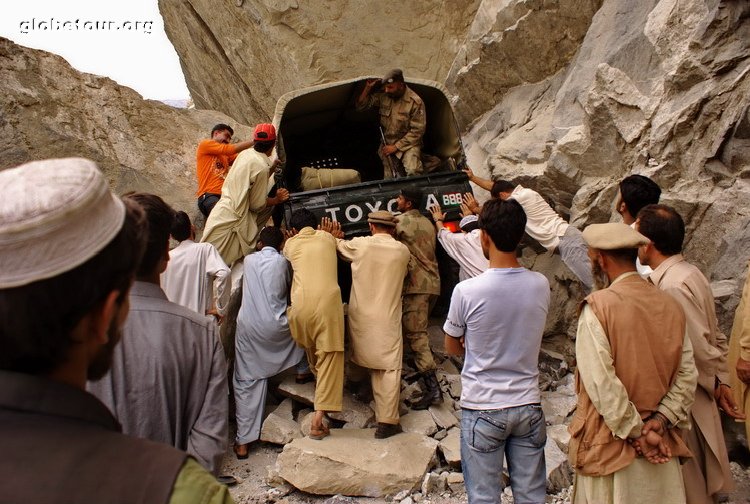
[444,198,551,504]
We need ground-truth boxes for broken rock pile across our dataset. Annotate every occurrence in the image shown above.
[261,348,574,499]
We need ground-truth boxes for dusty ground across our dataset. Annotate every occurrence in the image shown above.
[220,442,750,504]
[219,318,750,504]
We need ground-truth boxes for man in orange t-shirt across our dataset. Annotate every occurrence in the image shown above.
[196,124,253,217]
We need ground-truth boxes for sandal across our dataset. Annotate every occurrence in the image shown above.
[308,424,330,440]
[233,443,250,459]
[295,372,315,384]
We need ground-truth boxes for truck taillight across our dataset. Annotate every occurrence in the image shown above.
[443,221,460,233]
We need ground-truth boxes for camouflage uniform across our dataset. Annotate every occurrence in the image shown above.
[396,209,440,372]
[357,86,426,178]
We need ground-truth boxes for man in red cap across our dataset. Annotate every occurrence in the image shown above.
[201,124,289,268]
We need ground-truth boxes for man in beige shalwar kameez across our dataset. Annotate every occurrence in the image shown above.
[729,263,750,443]
[571,222,698,504]
[638,205,744,503]
[201,124,289,267]
[334,211,410,439]
[283,209,345,439]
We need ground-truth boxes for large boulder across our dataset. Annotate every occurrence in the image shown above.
[260,399,303,445]
[277,376,375,428]
[276,429,439,497]
[0,37,252,218]
[157,0,482,123]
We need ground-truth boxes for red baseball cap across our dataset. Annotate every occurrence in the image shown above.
[253,123,276,142]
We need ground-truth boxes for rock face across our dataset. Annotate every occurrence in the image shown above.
[544,436,573,492]
[0,37,252,218]
[275,429,439,497]
[157,0,482,123]
[447,0,750,334]
[446,0,604,126]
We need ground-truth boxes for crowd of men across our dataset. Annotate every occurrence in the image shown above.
[1,75,749,504]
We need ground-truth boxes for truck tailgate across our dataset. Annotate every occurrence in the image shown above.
[283,171,471,236]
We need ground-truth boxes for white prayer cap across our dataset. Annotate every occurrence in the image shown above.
[0,158,125,288]
[459,214,478,230]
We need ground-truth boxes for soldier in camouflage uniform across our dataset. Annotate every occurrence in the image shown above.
[395,188,442,410]
[356,69,427,178]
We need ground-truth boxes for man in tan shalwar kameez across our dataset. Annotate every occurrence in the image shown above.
[333,211,411,439]
[283,209,345,439]
[728,262,750,443]
[571,222,698,504]
[201,124,289,268]
[637,205,744,503]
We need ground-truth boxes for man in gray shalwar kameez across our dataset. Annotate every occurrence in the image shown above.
[87,193,229,475]
[233,226,308,458]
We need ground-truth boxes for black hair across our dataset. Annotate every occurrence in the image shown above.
[490,180,515,199]
[400,189,422,208]
[171,211,192,242]
[290,209,318,231]
[0,200,147,375]
[258,226,284,250]
[253,140,276,153]
[211,123,233,136]
[636,204,684,256]
[619,175,661,217]
[123,193,175,278]
[461,221,480,233]
[478,198,527,252]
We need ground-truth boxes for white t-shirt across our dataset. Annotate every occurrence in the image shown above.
[510,185,569,251]
[444,267,550,410]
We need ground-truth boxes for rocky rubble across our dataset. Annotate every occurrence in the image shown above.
[251,343,575,499]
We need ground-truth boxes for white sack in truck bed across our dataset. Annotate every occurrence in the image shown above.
[300,167,361,191]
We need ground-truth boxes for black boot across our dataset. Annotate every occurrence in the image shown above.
[411,370,443,410]
[374,422,403,439]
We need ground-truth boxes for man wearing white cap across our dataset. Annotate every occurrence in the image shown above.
[428,204,488,281]
[325,211,411,439]
[88,192,229,476]
[201,123,290,267]
[570,222,698,504]
[0,158,233,504]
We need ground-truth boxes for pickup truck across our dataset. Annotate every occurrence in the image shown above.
[271,76,472,235]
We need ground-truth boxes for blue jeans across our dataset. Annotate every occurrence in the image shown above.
[558,226,594,294]
[461,404,547,504]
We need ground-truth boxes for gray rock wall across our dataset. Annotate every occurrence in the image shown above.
[449,0,750,334]
[0,37,252,216]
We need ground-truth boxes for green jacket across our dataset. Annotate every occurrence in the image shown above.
[396,209,440,295]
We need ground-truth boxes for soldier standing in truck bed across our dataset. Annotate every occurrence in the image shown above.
[356,69,426,178]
